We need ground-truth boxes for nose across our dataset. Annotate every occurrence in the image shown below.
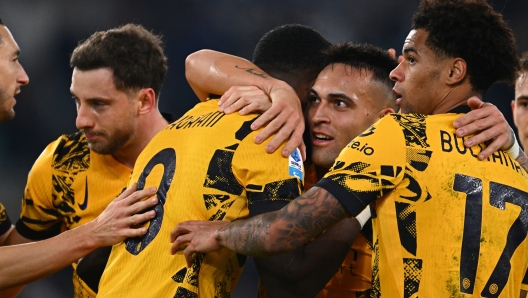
[309,101,330,126]
[17,62,29,86]
[389,62,403,83]
[76,103,95,130]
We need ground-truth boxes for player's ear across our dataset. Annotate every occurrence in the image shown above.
[377,107,395,119]
[446,58,467,86]
[137,88,157,115]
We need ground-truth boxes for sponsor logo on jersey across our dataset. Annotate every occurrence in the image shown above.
[347,140,374,156]
[289,148,303,180]
[78,177,89,210]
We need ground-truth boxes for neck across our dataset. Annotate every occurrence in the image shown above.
[315,165,330,180]
[432,83,479,115]
[112,111,169,169]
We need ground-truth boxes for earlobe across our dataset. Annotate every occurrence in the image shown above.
[447,58,467,85]
[138,88,157,115]
[378,107,395,119]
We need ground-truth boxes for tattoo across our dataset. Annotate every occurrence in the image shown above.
[235,65,267,78]
[216,187,348,256]
[516,148,528,172]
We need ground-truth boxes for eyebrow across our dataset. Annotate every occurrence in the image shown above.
[310,88,354,102]
[516,95,528,101]
[402,47,418,55]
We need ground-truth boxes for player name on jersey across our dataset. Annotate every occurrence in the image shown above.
[440,130,527,178]
[167,111,225,130]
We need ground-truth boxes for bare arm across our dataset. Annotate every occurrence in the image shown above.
[0,184,157,291]
[171,187,349,261]
[185,49,305,158]
[255,217,360,298]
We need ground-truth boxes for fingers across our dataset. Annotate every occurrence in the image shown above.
[113,183,138,202]
[219,86,271,114]
[281,127,304,157]
[184,245,195,268]
[121,186,157,207]
[126,195,158,216]
[388,48,396,59]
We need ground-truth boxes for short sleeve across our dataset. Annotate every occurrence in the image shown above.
[315,116,407,217]
[16,140,63,240]
[233,131,304,216]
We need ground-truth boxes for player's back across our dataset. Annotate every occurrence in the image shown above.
[99,99,274,297]
[371,113,528,297]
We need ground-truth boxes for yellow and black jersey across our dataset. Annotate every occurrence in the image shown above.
[98,99,303,298]
[301,164,374,298]
[316,112,528,297]
[15,132,132,297]
[0,202,12,236]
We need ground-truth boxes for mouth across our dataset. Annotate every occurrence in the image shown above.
[312,132,334,146]
[392,88,402,106]
[82,131,103,142]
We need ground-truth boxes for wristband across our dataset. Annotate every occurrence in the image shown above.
[506,133,520,159]
[356,206,371,229]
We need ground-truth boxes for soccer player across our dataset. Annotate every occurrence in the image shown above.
[172,1,528,296]
[4,24,173,297]
[97,24,361,298]
[187,42,398,297]
[0,19,158,293]
[512,52,528,151]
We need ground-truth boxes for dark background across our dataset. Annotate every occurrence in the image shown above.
[0,1,526,297]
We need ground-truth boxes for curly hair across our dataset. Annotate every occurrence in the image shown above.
[70,24,168,100]
[324,42,397,92]
[252,24,331,78]
[412,0,520,94]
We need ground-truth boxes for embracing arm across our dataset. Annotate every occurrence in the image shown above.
[453,97,528,165]
[185,49,305,157]
[172,186,350,259]
[255,217,360,298]
[0,184,157,291]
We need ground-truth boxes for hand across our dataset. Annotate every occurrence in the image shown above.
[453,96,515,160]
[170,220,230,267]
[89,183,158,247]
[250,81,306,159]
[218,86,272,115]
[388,48,403,63]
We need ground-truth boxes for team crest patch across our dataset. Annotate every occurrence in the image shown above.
[289,148,303,180]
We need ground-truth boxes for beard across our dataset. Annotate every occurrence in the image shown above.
[84,127,134,155]
[0,90,15,122]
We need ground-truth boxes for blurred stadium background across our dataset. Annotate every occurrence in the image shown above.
[0,1,526,297]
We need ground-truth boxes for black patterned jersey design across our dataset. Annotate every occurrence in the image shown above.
[98,99,303,298]
[16,131,133,297]
[316,113,528,297]
[0,203,12,236]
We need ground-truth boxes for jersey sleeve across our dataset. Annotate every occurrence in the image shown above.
[522,269,528,291]
[232,131,304,216]
[315,116,407,217]
[0,203,12,235]
[16,140,63,240]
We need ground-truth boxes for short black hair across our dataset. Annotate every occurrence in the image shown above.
[324,42,397,92]
[412,0,520,94]
[70,23,168,100]
[0,18,3,25]
[252,24,331,79]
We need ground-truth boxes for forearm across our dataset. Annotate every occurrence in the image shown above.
[0,223,98,290]
[216,187,349,256]
[516,147,528,172]
[256,217,360,298]
[185,49,282,101]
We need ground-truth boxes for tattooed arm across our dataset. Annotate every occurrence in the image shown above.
[185,49,305,158]
[171,186,350,260]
